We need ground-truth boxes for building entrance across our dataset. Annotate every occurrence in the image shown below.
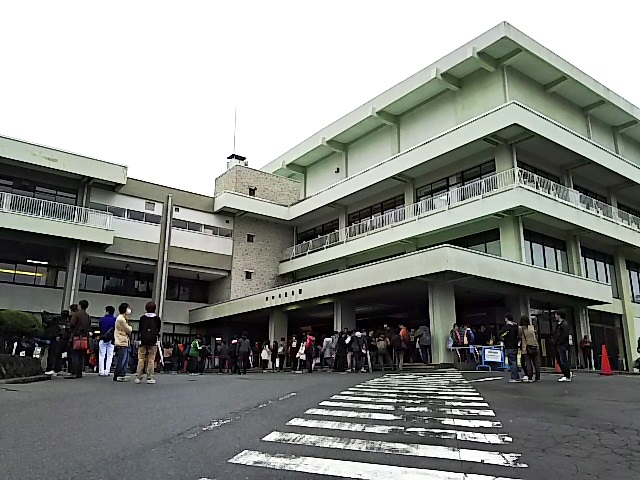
[530,301,576,368]
[588,311,626,371]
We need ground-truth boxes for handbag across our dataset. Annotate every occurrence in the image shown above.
[72,335,89,351]
[526,344,539,355]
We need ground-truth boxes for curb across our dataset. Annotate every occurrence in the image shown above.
[0,375,51,385]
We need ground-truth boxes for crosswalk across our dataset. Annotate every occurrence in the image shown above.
[228,371,527,479]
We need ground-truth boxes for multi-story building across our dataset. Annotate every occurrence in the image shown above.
[191,22,640,372]
[2,22,639,371]
[0,135,233,339]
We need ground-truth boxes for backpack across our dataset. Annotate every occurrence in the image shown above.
[101,327,115,343]
[420,329,431,346]
[140,315,160,346]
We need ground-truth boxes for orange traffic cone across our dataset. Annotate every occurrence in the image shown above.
[600,345,613,376]
[555,360,562,374]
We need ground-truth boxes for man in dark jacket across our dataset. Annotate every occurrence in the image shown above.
[552,311,572,382]
[135,301,161,384]
[42,310,63,375]
[217,341,229,374]
[237,332,251,375]
[66,300,90,379]
[499,313,520,382]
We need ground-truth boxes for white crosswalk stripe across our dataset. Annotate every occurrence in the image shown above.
[228,372,527,479]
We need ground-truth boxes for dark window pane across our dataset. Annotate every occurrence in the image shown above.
[128,210,145,221]
[89,202,108,212]
[172,219,188,229]
[204,225,219,235]
[609,264,619,298]
[0,262,15,282]
[145,213,161,224]
[14,264,36,285]
[108,206,126,218]
[187,222,202,232]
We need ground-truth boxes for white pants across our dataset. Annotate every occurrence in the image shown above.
[99,340,115,375]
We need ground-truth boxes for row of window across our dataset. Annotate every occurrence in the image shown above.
[348,194,405,226]
[0,175,77,205]
[416,161,496,201]
[517,162,561,184]
[77,267,209,303]
[627,261,640,303]
[523,230,570,273]
[296,219,339,244]
[582,247,619,298]
[450,229,501,256]
[89,202,232,237]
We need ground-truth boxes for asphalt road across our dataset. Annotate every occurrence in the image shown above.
[1,369,638,480]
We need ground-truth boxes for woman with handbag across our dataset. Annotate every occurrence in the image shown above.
[114,303,133,382]
[519,315,540,382]
[66,300,91,379]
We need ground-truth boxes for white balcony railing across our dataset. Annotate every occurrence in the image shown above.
[283,167,640,261]
[0,191,113,230]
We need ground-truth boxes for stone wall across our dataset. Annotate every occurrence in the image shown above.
[214,166,301,206]
[228,216,294,299]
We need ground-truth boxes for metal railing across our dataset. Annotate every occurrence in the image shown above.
[283,167,640,261]
[0,192,113,230]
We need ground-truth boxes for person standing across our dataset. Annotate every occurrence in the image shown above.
[188,335,201,376]
[334,332,348,372]
[499,313,520,383]
[580,336,593,370]
[519,315,540,382]
[288,336,299,372]
[229,336,239,374]
[391,330,405,371]
[277,337,286,372]
[553,311,572,382]
[376,334,392,371]
[261,340,271,372]
[237,332,251,375]
[43,310,66,376]
[65,300,91,380]
[135,301,161,384]
[305,333,316,373]
[217,341,229,374]
[416,325,432,364]
[98,306,116,377]
[271,340,279,372]
[321,334,335,371]
[113,303,133,382]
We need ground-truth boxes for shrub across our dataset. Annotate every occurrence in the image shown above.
[0,354,43,379]
[0,310,43,353]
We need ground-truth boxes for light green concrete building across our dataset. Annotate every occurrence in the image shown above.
[2,22,640,371]
[193,22,640,371]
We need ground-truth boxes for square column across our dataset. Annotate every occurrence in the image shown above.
[268,309,288,343]
[506,291,530,319]
[499,214,524,262]
[495,144,515,172]
[61,244,82,311]
[428,280,456,365]
[574,305,592,369]
[404,178,416,207]
[614,253,637,371]
[334,298,356,332]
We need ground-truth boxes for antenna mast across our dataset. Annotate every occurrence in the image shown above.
[232,107,237,155]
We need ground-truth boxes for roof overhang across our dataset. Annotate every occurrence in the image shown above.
[189,245,612,323]
[262,22,640,176]
[0,135,128,186]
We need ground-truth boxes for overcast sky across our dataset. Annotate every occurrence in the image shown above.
[2,1,639,195]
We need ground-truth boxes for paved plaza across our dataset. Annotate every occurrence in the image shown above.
[1,370,638,479]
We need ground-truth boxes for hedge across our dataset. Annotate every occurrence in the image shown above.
[0,354,44,379]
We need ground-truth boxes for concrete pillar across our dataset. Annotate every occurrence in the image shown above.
[566,235,583,276]
[495,144,515,172]
[334,298,356,332]
[338,207,348,242]
[614,252,637,371]
[268,309,288,343]
[499,214,524,261]
[574,304,592,369]
[404,179,416,207]
[153,194,173,334]
[428,280,456,365]
[505,290,530,319]
[61,244,82,311]
[563,171,573,188]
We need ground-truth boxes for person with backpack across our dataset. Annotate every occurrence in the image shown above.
[188,335,202,376]
[135,301,161,384]
[416,325,432,365]
[98,306,116,377]
[391,329,405,371]
[376,334,392,371]
[217,340,229,374]
[499,313,521,383]
[519,315,540,382]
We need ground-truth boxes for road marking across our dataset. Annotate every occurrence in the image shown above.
[286,418,513,444]
[403,406,496,416]
[331,395,423,404]
[350,387,481,396]
[305,408,401,421]
[261,431,527,467]
[342,390,485,401]
[228,451,525,480]
[319,401,395,411]
[466,377,503,383]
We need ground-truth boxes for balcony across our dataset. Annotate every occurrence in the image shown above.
[283,168,640,261]
[0,191,114,244]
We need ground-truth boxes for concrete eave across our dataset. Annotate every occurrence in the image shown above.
[0,135,128,185]
[189,245,612,323]
[261,21,640,176]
